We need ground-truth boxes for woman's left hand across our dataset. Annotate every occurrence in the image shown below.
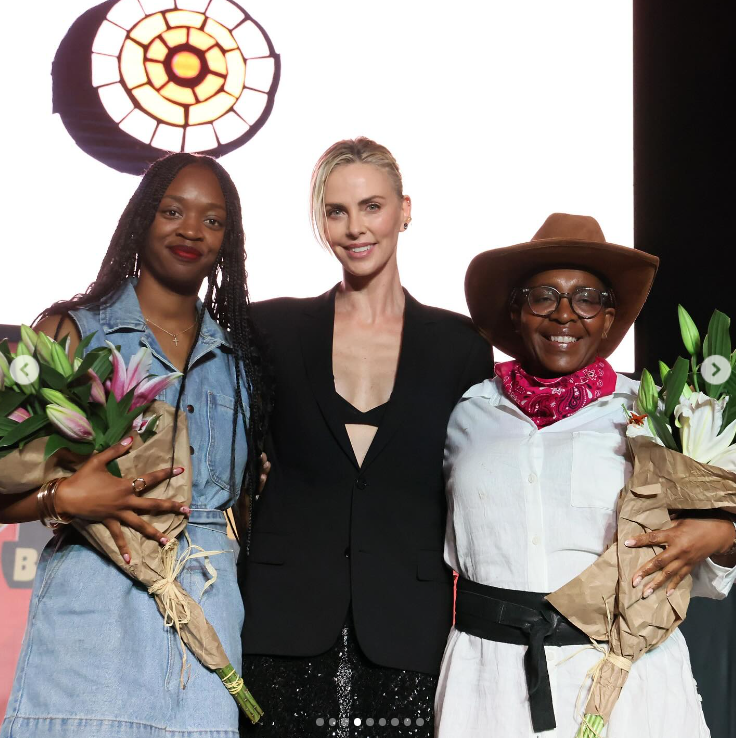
[625,516,736,597]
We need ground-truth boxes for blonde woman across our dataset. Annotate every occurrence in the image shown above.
[239,138,493,736]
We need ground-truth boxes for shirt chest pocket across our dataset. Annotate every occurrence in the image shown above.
[206,391,248,491]
[570,431,627,509]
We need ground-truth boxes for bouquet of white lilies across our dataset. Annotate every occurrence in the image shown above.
[548,306,736,738]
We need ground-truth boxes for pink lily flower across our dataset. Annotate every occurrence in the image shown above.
[105,343,155,400]
[9,408,31,423]
[124,346,153,394]
[132,414,151,433]
[46,404,94,441]
[105,341,128,400]
[88,369,107,405]
[131,372,182,410]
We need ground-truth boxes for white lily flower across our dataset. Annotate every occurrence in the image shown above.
[624,399,664,445]
[710,444,736,473]
[674,392,736,464]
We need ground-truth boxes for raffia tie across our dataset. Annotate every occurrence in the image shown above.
[219,665,245,695]
[147,532,225,689]
[552,599,632,738]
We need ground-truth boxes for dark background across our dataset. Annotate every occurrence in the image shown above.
[635,2,736,735]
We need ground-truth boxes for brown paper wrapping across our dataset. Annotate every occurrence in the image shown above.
[0,400,229,671]
[547,436,736,723]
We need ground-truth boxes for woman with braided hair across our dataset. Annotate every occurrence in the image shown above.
[0,153,268,738]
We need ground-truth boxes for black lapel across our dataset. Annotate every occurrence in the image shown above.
[300,286,359,469]
[361,291,428,470]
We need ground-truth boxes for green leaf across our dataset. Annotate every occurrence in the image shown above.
[68,346,109,383]
[107,459,122,478]
[89,351,112,384]
[70,383,92,406]
[658,360,670,385]
[44,433,94,460]
[0,413,49,449]
[73,331,97,362]
[18,426,49,450]
[39,362,68,391]
[663,356,689,418]
[678,305,702,356]
[0,392,25,420]
[105,390,119,428]
[0,417,16,435]
[117,389,135,418]
[648,412,679,451]
[0,339,11,361]
[703,310,732,397]
[704,310,731,360]
[104,405,147,447]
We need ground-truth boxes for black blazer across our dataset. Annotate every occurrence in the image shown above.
[240,287,493,675]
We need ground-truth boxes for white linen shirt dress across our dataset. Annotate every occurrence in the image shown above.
[435,374,736,738]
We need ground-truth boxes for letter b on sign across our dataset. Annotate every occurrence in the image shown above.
[13,547,38,582]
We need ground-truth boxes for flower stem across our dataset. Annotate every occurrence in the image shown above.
[691,355,700,392]
[576,713,606,738]
[216,664,264,724]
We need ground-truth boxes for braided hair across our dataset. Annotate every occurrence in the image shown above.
[39,152,269,549]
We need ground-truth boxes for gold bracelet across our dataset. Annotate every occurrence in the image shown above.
[37,478,73,529]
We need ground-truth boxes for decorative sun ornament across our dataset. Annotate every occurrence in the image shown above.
[53,0,279,174]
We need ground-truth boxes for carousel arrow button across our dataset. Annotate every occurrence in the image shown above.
[10,356,40,385]
[701,355,732,385]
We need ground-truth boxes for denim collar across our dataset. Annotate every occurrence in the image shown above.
[99,278,231,348]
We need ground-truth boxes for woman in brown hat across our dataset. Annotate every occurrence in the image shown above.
[434,214,736,737]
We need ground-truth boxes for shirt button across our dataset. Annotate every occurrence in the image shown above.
[532,535,541,546]
[187,404,194,413]
[344,547,351,558]
[528,473,537,483]
[189,445,195,455]
[356,478,368,490]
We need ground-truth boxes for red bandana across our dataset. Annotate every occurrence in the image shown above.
[494,357,617,428]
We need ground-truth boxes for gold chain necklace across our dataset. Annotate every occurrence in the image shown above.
[144,317,197,347]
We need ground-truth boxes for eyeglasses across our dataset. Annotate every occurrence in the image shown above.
[514,286,613,319]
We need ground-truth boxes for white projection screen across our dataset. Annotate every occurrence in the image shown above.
[1,0,634,368]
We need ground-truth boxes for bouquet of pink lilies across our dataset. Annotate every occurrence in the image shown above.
[0,325,263,724]
[0,325,181,469]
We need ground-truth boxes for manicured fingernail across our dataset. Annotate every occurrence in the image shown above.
[643,588,653,599]
[160,537,168,545]
[173,467,184,475]
[666,589,674,596]
[624,539,636,547]
[180,506,191,515]
[633,576,642,587]
[123,553,131,563]
[121,437,133,446]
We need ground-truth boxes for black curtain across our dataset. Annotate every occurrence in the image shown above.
[634,2,736,736]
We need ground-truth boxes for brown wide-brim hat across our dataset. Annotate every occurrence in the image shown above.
[465,213,659,358]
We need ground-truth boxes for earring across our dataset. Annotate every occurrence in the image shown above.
[404,222,409,230]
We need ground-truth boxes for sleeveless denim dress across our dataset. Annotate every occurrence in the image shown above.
[1,279,248,738]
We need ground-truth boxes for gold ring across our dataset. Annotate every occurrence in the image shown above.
[132,477,148,493]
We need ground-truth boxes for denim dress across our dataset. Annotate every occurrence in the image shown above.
[1,279,248,738]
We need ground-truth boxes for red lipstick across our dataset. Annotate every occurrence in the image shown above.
[168,245,202,262]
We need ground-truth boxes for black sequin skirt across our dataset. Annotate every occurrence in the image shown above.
[241,615,436,737]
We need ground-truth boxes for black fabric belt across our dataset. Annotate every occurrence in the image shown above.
[454,577,595,733]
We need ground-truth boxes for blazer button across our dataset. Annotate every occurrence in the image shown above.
[356,478,367,490]
[189,445,195,455]
[187,404,194,413]
[344,547,351,558]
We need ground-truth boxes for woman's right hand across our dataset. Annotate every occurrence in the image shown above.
[55,436,190,563]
